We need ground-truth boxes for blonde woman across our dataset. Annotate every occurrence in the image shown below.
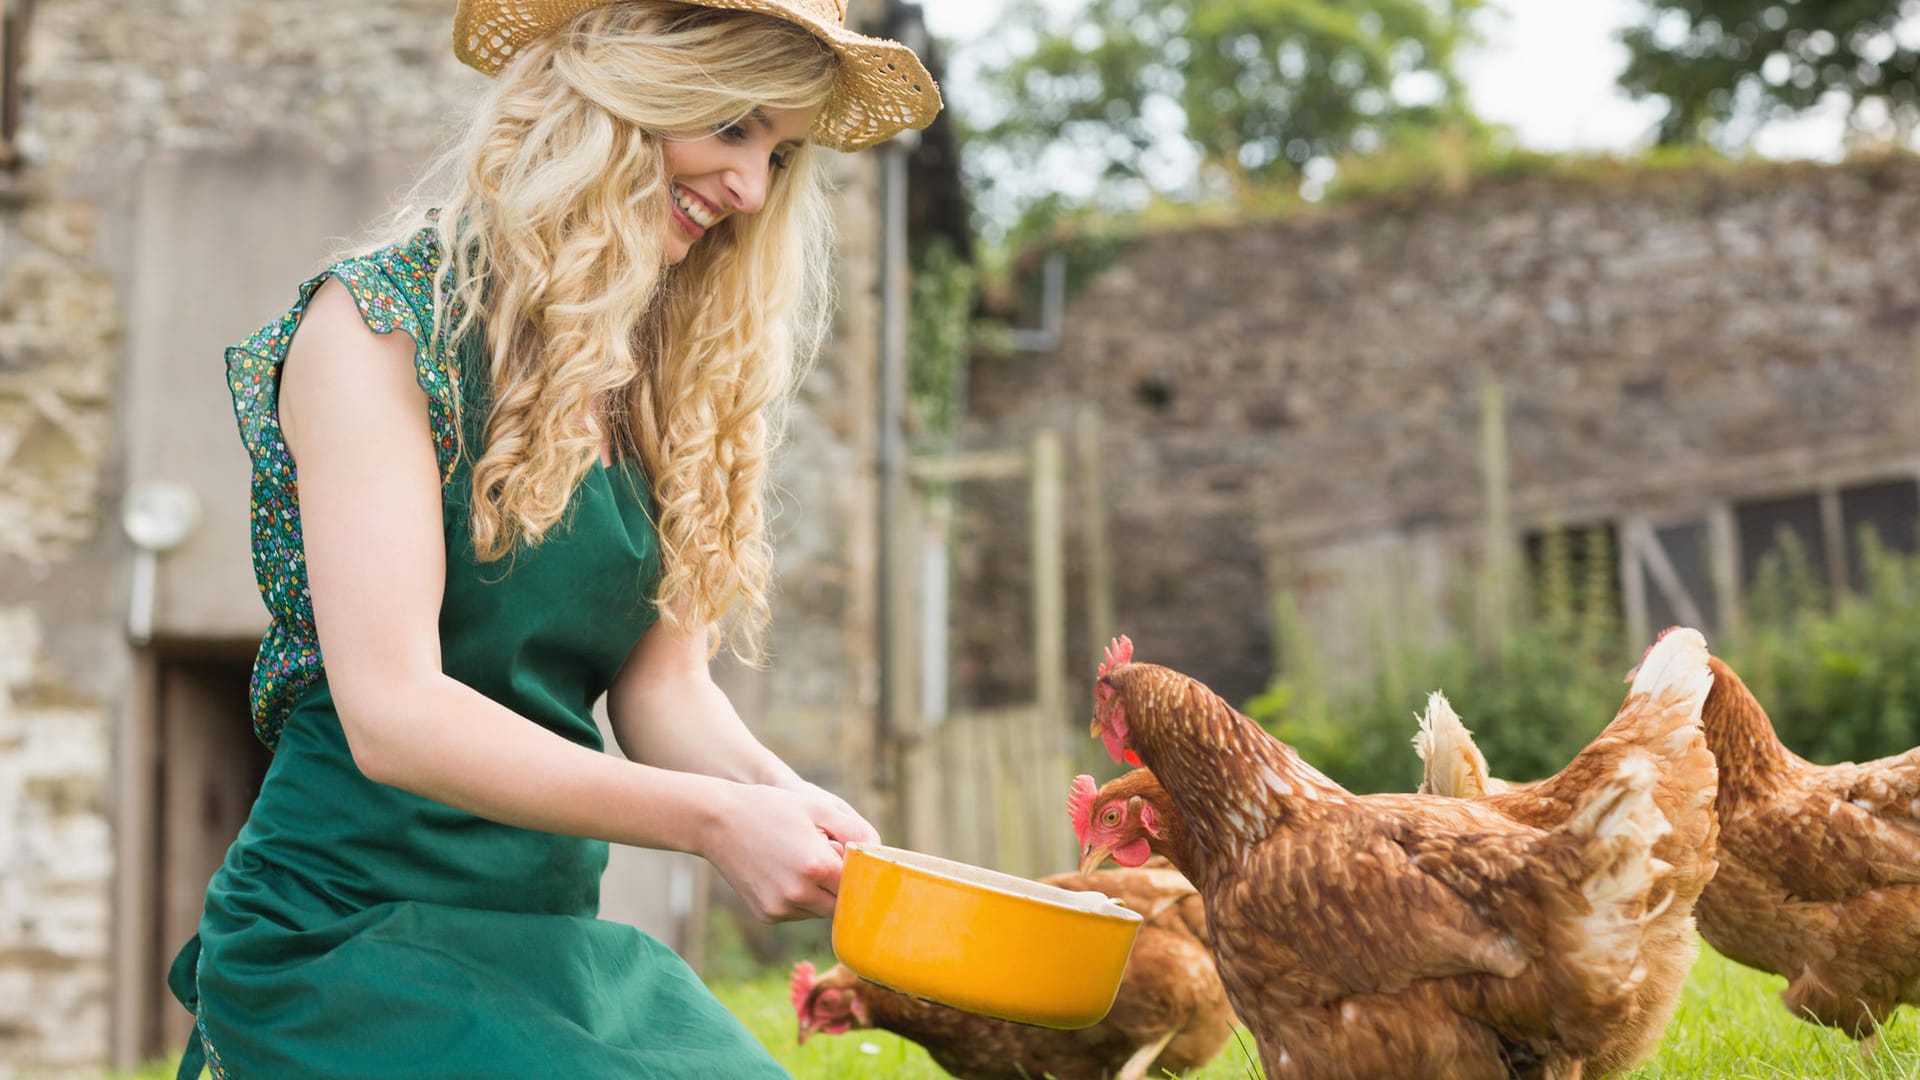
[165,2,939,1076]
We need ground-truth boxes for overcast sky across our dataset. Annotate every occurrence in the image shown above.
[920,0,1853,161]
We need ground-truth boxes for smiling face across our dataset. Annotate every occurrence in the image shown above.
[660,105,819,265]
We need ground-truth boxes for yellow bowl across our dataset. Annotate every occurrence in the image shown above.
[831,842,1144,1029]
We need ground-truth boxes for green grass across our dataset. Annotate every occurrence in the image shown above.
[723,946,1920,1079]
[102,947,1920,1080]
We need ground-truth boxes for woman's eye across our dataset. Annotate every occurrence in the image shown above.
[716,123,749,143]
[770,147,794,171]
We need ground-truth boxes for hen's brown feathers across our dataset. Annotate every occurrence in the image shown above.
[1096,628,1717,1080]
[1694,656,1920,1038]
[1410,645,1723,1074]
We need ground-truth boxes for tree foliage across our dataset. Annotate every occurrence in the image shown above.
[961,0,1483,232]
[1620,0,1920,145]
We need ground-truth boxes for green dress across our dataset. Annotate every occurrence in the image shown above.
[166,227,789,1079]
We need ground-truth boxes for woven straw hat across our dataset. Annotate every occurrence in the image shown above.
[454,0,941,152]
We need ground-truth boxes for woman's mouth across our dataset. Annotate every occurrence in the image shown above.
[671,183,718,239]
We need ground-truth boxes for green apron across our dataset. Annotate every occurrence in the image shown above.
[167,228,787,1079]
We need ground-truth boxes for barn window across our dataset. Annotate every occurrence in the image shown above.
[1839,478,1920,589]
[1736,491,1827,590]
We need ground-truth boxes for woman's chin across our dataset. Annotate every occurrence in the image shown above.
[660,230,693,266]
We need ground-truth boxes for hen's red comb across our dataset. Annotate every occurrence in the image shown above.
[789,961,816,1017]
[1099,636,1135,677]
[1068,774,1099,843]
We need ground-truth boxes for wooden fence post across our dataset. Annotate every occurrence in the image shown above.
[1476,369,1513,657]
[1029,431,1073,874]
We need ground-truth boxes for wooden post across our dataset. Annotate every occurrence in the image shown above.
[892,489,941,858]
[111,648,161,1068]
[1077,406,1114,671]
[1476,370,1513,657]
[1708,503,1743,639]
[1030,431,1073,874]
[1619,521,1650,648]
[1819,488,1850,596]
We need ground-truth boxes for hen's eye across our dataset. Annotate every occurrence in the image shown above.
[1101,809,1120,826]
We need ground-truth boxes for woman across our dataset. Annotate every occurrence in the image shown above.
[167,2,939,1076]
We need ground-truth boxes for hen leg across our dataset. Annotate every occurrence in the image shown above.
[1859,1029,1881,1062]
[1115,1026,1178,1080]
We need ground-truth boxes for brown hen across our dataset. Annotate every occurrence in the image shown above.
[1086,628,1717,1080]
[1688,654,1920,1045]
[1410,658,1721,1073]
[792,860,1236,1080]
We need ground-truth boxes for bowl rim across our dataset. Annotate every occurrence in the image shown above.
[843,842,1144,924]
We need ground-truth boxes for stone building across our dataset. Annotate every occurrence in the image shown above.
[956,159,1920,709]
[0,0,958,1073]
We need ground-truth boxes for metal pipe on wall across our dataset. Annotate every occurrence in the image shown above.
[876,132,914,775]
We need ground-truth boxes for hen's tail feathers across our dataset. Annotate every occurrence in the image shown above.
[1413,692,1505,798]
[1563,752,1674,990]
[1625,627,1714,737]
[1540,627,1718,851]
[1611,627,1720,866]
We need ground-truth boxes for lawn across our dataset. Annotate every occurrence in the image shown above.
[107,946,1920,1079]
[720,945,1920,1080]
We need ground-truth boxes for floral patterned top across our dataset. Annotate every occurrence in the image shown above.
[224,226,463,750]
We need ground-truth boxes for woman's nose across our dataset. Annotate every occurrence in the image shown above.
[723,156,771,215]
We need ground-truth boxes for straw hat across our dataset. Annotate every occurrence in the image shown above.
[453,0,941,152]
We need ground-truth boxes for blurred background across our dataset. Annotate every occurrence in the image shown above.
[3,0,1920,1074]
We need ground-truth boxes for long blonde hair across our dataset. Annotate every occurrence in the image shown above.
[382,2,838,661]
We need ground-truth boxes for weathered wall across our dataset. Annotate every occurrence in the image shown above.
[958,159,1920,707]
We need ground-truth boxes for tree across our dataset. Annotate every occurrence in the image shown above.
[1620,0,1920,146]
[960,0,1483,234]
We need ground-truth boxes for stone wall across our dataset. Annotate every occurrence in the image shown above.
[958,159,1920,707]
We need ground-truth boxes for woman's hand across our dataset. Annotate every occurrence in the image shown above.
[775,777,882,849]
[701,783,855,923]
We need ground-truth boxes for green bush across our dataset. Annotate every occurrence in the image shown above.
[1732,531,1920,765]
[1245,529,1920,792]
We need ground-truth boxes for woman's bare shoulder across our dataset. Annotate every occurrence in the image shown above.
[279,276,432,460]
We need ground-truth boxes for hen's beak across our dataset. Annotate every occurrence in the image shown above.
[796,1018,815,1046]
[1079,842,1112,877]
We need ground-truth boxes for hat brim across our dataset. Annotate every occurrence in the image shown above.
[680,0,941,152]
[455,0,942,153]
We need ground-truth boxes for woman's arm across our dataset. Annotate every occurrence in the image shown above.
[279,278,844,920]
[605,589,880,847]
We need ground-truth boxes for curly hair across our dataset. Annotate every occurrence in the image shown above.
[373,1,838,661]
